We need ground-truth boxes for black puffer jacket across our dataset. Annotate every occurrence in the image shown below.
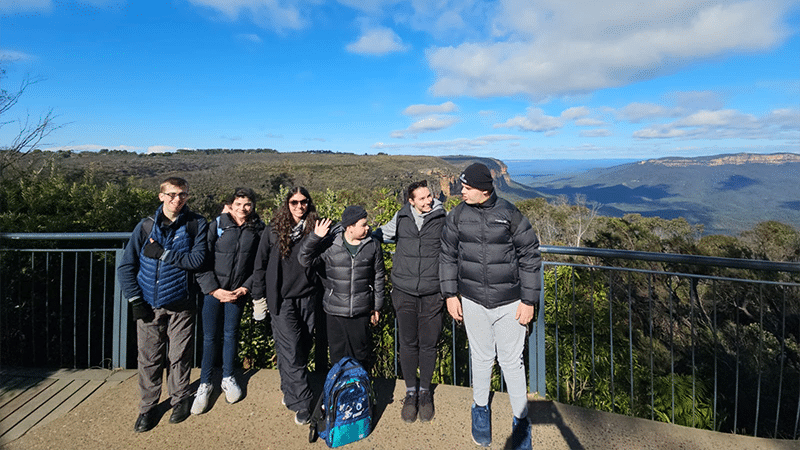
[196,213,266,295]
[439,192,541,308]
[385,203,445,296]
[297,228,385,317]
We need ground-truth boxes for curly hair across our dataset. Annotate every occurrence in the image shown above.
[270,187,318,259]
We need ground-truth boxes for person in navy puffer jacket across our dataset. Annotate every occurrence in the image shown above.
[118,177,207,433]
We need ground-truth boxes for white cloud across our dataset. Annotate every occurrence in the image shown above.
[403,101,458,116]
[560,106,589,120]
[187,0,309,32]
[427,0,794,98]
[391,115,459,138]
[0,49,35,62]
[618,102,684,122]
[494,107,562,132]
[575,118,605,127]
[580,129,612,137]
[633,107,800,140]
[236,33,263,43]
[372,134,522,150]
[346,27,409,55]
[148,145,177,154]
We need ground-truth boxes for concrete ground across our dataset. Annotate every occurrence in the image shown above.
[3,368,798,450]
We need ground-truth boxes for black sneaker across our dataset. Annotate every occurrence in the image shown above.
[418,390,435,422]
[401,391,418,423]
[169,397,191,424]
[295,408,311,425]
[134,410,157,433]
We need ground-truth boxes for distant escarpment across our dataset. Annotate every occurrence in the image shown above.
[644,152,800,167]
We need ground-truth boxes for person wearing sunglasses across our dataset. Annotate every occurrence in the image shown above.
[117,177,208,433]
[191,187,265,415]
[251,187,322,425]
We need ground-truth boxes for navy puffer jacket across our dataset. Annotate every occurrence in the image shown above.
[439,192,541,308]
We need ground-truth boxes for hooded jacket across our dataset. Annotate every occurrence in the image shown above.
[439,192,541,308]
[297,226,385,317]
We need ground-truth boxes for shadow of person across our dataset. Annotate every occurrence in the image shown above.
[499,399,584,450]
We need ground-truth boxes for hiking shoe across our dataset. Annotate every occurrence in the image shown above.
[191,382,212,415]
[511,415,532,450]
[471,403,491,447]
[221,376,242,404]
[401,391,418,423]
[294,408,311,425]
[418,390,434,422]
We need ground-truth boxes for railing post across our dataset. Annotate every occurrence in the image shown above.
[112,248,128,369]
[529,271,546,395]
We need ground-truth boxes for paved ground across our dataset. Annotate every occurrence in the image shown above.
[3,368,798,450]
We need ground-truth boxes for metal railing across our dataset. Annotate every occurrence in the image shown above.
[2,233,800,439]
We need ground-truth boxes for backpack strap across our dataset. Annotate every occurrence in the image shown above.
[139,216,155,242]
[308,392,326,443]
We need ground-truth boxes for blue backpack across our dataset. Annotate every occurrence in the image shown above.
[309,357,373,448]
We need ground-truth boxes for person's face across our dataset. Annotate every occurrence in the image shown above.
[159,184,188,216]
[288,192,309,224]
[346,218,369,240]
[461,184,489,205]
[230,196,253,223]
[409,186,433,214]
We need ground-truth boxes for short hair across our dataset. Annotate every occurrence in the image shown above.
[160,177,189,193]
[226,187,257,205]
[406,180,428,201]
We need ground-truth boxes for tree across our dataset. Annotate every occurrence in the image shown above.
[0,68,59,180]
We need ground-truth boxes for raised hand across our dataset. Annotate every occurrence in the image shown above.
[314,218,333,237]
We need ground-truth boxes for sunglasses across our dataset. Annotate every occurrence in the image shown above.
[163,192,189,200]
[289,199,309,206]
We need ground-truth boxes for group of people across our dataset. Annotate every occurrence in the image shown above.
[117,162,541,450]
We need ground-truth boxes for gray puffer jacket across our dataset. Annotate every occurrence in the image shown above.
[297,226,385,317]
[439,192,541,308]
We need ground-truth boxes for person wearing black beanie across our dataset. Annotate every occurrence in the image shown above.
[459,163,494,192]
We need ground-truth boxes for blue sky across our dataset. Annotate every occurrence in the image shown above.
[1,0,798,160]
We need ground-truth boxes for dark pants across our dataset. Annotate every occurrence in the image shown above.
[392,289,443,390]
[136,307,194,414]
[327,313,371,369]
[200,294,244,384]
[271,294,317,411]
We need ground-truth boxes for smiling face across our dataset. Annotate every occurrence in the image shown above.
[159,184,189,219]
[409,186,433,214]
[229,196,253,225]
[288,192,309,224]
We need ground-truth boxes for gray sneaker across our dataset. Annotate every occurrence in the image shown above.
[418,390,434,422]
[401,391,418,423]
[191,382,212,415]
[221,376,242,404]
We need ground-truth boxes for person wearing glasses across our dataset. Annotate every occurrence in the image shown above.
[118,177,208,433]
[191,188,265,415]
[251,187,322,425]
[373,180,446,423]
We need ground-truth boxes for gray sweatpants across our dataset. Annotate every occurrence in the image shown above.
[462,297,529,419]
[136,307,194,414]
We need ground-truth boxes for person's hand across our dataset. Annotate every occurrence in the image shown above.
[221,204,232,215]
[211,289,238,303]
[130,298,155,322]
[515,302,535,325]
[142,239,165,259]
[252,298,268,321]
[232,287,249,298]
[370,310,380,325]
[446,296,462,323]
[314,218,333,237]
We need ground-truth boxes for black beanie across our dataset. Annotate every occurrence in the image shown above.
[459,163,494,191]
[341,205,367,228]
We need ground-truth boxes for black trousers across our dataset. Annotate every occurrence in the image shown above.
[327,313,372,369]
[392,289,443,390]
[271,294,317,411]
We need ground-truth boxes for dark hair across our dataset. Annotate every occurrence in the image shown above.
[406,179,428,202]
[226,187,257,205]
[271,187,318,259]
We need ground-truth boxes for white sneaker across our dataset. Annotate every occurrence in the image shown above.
[191,382,212,415]
[221,376,242,404]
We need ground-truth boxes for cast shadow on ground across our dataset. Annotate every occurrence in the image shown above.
[500,399,585,450]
